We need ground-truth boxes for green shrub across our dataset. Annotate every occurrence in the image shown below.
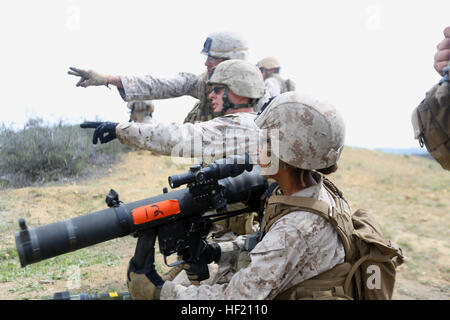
[0,118,131,188]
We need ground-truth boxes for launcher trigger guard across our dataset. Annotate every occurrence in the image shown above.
[165,255,186,268]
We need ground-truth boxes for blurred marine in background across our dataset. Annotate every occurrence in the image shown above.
[127,100,155,124]
[256,57,296,110]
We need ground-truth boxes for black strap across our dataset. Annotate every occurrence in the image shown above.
[258,181,279,242]
[128,229,165,287]
[265,181,279,198]
[255,96,277,119]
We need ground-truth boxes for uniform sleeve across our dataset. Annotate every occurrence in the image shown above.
[115,114,259,162]
[216,235,246,265]
[160,226,291,300]
[159,210,345,300]
[118,72,204,101]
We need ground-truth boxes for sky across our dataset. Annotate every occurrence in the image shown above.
[0,0,448,150]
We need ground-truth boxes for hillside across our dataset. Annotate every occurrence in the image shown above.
[0,147,449,300]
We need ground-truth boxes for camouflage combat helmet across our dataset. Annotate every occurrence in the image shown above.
[257,57,281,70]
[127,100,155,114]
[255,91,345,170]
[207,60,265,116]
[201,31,248,60]
[127,100,155,123]
[207,59,265,99]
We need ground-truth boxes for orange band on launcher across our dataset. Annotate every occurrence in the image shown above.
[132,200,181,225]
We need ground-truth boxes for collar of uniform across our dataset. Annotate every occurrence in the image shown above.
[222,111,257,117]
[289,172,324,200]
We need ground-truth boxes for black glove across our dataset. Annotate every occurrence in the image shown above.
[180,242,221,284]
[80,121,118,144]
[127,230,164,299]
[204,242,221,264]
[127,229,164,287]
[127,250,164,300]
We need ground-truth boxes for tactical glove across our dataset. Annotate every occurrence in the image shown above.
[180,243,221,285]
[127,271,163,300]
[80,121,118,144]
[161,265,183,281]
[68,67,109,88]
[127,230,165,300]
[180,262,205,285]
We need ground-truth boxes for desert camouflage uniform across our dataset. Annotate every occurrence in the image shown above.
[159,173,345,299]
[115,112,260,163]
[119,73,203,102]
[117,72,213,123]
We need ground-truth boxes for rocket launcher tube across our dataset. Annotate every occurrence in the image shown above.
[14,189,195,268]
[15,157,266,268]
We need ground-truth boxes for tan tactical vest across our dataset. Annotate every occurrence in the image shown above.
[183,73,215,124]
[259,178,403,300]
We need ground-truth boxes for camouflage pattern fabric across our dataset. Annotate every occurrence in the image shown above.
[118,71,220,123]
[183,73,216,123]
[119,72,204,101]
[116,112,260,164]
[159,175,345,300]
[255,92,345,170]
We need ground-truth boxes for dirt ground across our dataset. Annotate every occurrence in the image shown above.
[0,148,448,300]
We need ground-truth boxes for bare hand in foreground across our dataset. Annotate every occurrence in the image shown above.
[434,26,450,76]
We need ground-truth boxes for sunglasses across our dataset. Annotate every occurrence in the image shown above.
[206,56,225,64]
[211,86,225,94]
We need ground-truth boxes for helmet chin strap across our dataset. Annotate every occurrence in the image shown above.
[214,87,255,116]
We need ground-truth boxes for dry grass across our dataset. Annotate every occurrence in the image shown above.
[0,147,448,299]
